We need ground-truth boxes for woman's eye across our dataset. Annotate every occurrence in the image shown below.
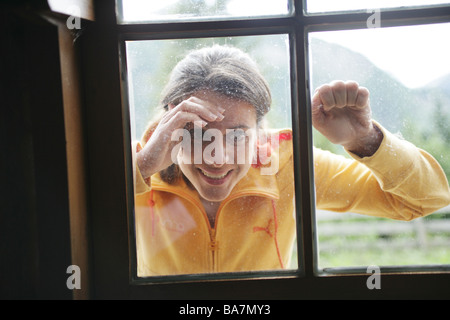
[189,128,204,140]
[227,131,246,145]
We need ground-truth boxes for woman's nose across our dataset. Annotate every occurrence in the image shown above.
[203,142,230,166]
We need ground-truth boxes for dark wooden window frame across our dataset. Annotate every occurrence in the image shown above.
[74,0,450,299]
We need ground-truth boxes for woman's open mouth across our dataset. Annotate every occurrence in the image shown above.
[198,168,233,185]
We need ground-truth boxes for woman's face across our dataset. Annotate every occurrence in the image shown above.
[177,90,258,203]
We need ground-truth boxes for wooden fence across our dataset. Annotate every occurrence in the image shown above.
[315,206,450,251]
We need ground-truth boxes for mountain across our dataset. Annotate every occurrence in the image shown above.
[425,73,450,98]
[310,38,450,179]
[419,74,450,115]
[309,38,450,135]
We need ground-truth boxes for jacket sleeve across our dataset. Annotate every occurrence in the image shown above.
[314,121,450,221]
[133,141,152,195]
[133,121,160,195]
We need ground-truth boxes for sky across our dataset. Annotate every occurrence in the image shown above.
[120,0,450,88]
[310,22,450,88]
[306,0,450,12]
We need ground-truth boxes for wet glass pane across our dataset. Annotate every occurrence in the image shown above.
[306,0,450,13]
[308,23,450,270]
[117,0,292,24]
[123,35,298,277]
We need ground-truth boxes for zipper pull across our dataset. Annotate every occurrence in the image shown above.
[209,240,219,251]
[209,228,219,251]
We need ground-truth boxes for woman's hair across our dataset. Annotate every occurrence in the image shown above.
[161,45,272,123]
[146,45,273,184]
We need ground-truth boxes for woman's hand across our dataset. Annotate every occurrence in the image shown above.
[311,80,383,157]
[136,96,225,179]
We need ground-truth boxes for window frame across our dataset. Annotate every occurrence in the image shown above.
[119,23,308,286]
[83,0,450,299]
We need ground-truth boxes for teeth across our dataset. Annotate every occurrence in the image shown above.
[200,169,228,179]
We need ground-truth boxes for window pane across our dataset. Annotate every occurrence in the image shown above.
[117,0,292,24]
[123,35,299,278]
[308,23,450,270]
[306,0,450,13]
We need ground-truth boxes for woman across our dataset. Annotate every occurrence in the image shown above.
[133,45,450,276]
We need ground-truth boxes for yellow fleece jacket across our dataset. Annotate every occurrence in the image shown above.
[133,122,450,276]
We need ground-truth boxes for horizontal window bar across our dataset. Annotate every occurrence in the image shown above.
[304,5,450,31]
[130,269,302,285]
[318,264,450,276]
[115,5,450,35]
[117,23,294,41]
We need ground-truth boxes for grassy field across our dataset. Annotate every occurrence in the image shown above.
[316,210,450,269]
[318,239,450,268]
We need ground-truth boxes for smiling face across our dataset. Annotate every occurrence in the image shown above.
[177,91,258,203]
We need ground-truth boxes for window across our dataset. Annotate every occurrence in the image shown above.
[123,34,299,280]
[81,0,450,298]
[306,0,450,14]
[117,0,292,23]
[309,23,450,272]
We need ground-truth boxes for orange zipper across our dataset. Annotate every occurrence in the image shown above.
[150,185,278,272]
[209,228,218,272]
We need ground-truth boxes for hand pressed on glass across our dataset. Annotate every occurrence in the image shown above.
[312,80,383,158]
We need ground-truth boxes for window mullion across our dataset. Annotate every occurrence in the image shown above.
[292,0,317,278]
